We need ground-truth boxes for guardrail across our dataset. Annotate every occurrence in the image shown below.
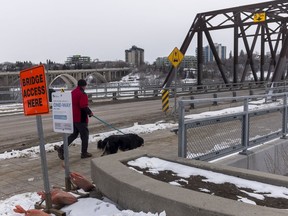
[2,80,288,104]
[177,92,288,161]
[86,81,288,101]
[0,87,21,104]
[85,81,269,101]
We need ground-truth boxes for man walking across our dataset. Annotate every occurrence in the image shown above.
[55,79,93,160]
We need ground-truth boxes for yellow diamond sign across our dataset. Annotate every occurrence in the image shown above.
[253,12,266,23]
[168,47,184,68]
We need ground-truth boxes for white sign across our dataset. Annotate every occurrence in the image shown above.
[52,91,73,134]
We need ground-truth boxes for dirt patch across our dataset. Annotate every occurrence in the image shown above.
[124,163,288,209]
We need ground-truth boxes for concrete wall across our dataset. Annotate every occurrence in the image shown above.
[91,149,288,216]
[214,138,288,176]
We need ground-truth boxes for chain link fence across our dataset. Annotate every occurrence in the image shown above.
[178,93,288,161]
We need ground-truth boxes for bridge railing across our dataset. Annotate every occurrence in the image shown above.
[177,92,288,161]
[85,81,272,101]
[83,81,287,103]
[1,80,288,104]
[0,86,22,104]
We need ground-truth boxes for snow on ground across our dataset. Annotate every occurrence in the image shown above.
[0,192,166,216]
[0,98,286,215]
[0,98,283,161]
[127,156,288,205]
[185,98,283,119]
[0,121,177,161]
[0,119,173,215]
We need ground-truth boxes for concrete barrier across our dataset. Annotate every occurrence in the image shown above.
[91,149,288,216]
[214,138,288,176]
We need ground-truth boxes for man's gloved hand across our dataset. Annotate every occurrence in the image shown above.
[89,112,94,117]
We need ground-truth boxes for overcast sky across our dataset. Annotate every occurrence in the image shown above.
[1,0,265,64]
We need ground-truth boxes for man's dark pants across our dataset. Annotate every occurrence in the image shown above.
[62,122,89,154]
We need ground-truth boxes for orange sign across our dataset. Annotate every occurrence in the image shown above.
[20,65,50,115]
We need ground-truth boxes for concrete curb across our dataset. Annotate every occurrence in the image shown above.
[91,149,288,216]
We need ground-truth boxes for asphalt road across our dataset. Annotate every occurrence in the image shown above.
[0,98,172,153]
[0,88,266,153]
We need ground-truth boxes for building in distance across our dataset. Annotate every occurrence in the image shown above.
[125,45,144,67]
[65,55,91,65]
[155,55,197,69]
[203,43,227,63]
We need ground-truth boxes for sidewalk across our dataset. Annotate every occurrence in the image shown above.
[0,128,178,200]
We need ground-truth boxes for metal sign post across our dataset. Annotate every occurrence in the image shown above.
[174,66,178,114]
[63,133,71,191]
[19,65,52,211]
[52,91,73,191]
[36,115,52,210]
[168,47,184,115]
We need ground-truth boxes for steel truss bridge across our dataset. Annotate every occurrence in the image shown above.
[163,0,288,88]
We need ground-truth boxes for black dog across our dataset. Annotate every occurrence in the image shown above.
[97,133,144,156]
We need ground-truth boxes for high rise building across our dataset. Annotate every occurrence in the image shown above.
[202,43,227,63]
[125,46,144,66]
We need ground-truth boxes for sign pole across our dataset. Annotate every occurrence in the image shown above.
[167,47,184,115]
[174,66,178,114]
[19,65,66,214]
[63,133,71,191]
[36,115,52,210]
[52,91,73,191]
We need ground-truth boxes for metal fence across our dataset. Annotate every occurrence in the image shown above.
[0,86,22,104]
[2,80,288,104]
[178,93,288,161]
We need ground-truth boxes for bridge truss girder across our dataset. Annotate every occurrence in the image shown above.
[163,0,288,88]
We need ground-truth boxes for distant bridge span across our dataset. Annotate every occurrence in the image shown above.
[0,67,131,87]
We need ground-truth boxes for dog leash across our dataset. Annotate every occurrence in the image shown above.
[92,115,126,135]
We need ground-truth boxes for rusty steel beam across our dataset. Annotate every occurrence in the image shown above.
[162,0,288,88]
[272,30,288,82]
